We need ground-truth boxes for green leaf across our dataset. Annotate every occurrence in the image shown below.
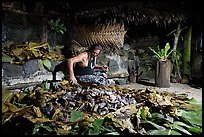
[82,119,104,135]
[93,118,104,133]
[48,18,66,35]
[2,52,13,63]
[157,45,160,53]
[170,130,182,135]
[101,125,118,134]
[82,128,94,135]
[165,115,174,124]
[42,59,52,71]
[149,47,161,59]
[180,98,202,110]
[41,125,53,132]
[171,121,199,135]
[164,43,170,56]
[151,112,164,119]
[70,110,83,122]
[41,81,49,90]
[187,126,202,134]
[143,120,166,130]
[188,98,202,105]
[103,132,120,135]
[150,113,174,124]
[149,42,173,60]
[60,30,64,34]
[147,129,172,135]
[87,123,94,129]
[177,109,202,127]
[161,48,165,57]
[141,107,147,120]
[32,124,53,135]
[172,124,192,135]
[172,121,191,128]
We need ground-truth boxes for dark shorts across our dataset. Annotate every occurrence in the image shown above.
[76,71,107,85]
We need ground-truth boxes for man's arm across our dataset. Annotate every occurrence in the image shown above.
[95,64,109,72]
[95,64,103,69]
[67,52,88,83]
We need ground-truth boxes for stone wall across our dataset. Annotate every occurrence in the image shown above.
[97,43,142,85]
[2,59,64,87]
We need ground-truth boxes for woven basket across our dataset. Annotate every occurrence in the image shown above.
[73,23,126,49]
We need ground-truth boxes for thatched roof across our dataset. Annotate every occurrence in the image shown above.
[74,2,186,27]
[2,1,199,27]
[71,2,187,49]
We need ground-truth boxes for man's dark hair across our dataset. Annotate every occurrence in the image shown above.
[88,44,102,51]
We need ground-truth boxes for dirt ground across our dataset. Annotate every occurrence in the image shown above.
[121,80,202,102]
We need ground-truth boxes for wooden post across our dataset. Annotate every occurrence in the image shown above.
[155,60,171,88]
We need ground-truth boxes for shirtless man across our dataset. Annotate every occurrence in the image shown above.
[53,44,108,86]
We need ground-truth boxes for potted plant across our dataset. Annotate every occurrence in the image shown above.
[149,42,173,88]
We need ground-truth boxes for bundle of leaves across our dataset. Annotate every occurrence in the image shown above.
[2,80,202,135]
[2,41,64,65]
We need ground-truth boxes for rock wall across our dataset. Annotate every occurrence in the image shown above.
[2,59,64,87]
[97,43,141,85]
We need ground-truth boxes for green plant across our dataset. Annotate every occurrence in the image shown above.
[81,118,118,135]
[48,18,67,34]
[48,18,67,45]
[32,122,54,135]
[149,42,173,61]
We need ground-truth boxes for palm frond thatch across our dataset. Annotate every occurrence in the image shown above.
[76,3,186,26]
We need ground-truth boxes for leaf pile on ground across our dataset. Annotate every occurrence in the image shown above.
[2,80,202,135]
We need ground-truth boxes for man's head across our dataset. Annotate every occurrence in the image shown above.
[89,44,102,57]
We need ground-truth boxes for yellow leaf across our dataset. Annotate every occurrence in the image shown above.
[15,93,25,102]
[52,108,61,120]
[2,88,14,103]
[28,42,38,48]
[4,102,20,112]
[32,50,40,57]
[61,80,69,86]
[12,48,24,56]
[56,127,71,135]
[55,47,61,53]
[2,103,9,113]
[33,106,43,117]
[30,117,54,123]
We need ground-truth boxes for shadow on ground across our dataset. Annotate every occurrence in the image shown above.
[189,77,202,89]
[137,79,155,87]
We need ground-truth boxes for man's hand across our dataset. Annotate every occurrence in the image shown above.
[101,66,109,72]
[69,75,77,84]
